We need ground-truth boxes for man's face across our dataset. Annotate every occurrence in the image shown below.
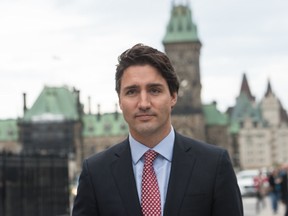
[119,65,177,141]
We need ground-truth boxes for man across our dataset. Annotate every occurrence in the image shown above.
[268,168,282,214]
[72,44,243,216]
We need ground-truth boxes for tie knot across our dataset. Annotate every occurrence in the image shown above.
[144,150,158,165]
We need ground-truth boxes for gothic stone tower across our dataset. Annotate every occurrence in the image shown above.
[163,3,205,141]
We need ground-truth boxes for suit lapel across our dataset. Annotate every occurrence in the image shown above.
[110,141,142,216]
[164,133,196,216]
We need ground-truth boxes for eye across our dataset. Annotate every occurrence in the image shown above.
[125,88,137,96]
[150,88,161,95]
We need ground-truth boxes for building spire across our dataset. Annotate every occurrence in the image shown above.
[264,78,274,97]
[239,73,255,102]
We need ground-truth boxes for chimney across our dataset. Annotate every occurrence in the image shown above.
[75,89,83,117]
[23,93,27,114]
[97,104,101,120]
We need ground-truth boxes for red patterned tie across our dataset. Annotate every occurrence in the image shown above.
[141,150,161,216]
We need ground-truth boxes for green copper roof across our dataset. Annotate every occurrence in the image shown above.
[203,103,229,126]
[23,86,80,122]
[82,113,128,137]
[0,119,18,141]
[163,4,200,44]
[228,93,264,134]
[229,121,240,134]
[230,93,262,123]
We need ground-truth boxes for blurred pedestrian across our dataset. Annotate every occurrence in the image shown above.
[268,168,282,214]
[254,170,267,213]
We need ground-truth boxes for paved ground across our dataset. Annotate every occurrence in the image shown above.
[243,196,286,216]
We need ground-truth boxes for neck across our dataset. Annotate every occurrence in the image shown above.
[130,126,172,148]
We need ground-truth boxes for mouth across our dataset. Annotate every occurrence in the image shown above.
[135,114,155,121]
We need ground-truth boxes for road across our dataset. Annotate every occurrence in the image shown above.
[243,196,286,216]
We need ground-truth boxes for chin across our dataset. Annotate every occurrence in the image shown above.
[135,124,157,135]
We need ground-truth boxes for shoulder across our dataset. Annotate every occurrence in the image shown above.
[174,132,232,169]
[175,132,226,156]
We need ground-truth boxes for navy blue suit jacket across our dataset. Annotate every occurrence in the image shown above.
[72,132,243,216]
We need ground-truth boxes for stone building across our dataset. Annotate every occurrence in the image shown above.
[229,74,288,169]
[260,81,288,166]
[17,86,84,176]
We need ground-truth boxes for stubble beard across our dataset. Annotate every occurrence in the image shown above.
[130,117,171,142]
[132,121,157,137]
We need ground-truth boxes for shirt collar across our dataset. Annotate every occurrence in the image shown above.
[129,127,175,165]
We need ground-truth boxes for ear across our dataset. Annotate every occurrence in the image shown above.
[171,92,177,108]
[118,97,123,111]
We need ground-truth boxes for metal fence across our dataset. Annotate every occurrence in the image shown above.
[0,152,70,216]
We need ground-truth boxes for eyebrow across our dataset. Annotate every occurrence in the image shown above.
[122,84,138,91]
[147,83,164,88]
[122,83,164,91]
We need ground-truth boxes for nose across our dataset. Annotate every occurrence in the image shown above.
[138,92,151,111]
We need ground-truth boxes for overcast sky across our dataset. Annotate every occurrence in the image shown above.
[0,0,287,119]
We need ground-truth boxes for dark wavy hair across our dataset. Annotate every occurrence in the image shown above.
[115,43,179,96]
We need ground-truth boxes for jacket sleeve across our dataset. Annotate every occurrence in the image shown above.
[72,160,99,216]
[212,150,243,216]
